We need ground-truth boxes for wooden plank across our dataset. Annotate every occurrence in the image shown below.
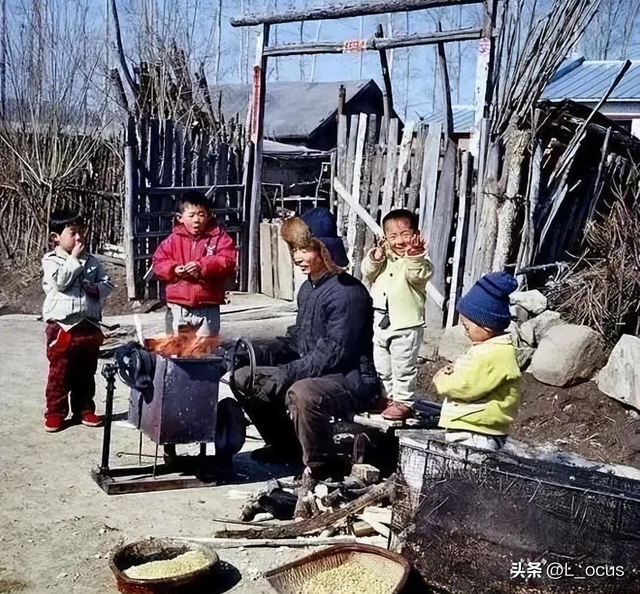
[172,124,184,189]
[347,113,368,266]
[262,28,484,56]
[376,25,394,119]
[123,117,138,300]
[338,114,359,237]
[335,178,383,240]
[335,114,349,230]
[160,119,174,221]
[260,222,274,298]
[247,24,271,294]
[395,120,415,208]
[426,138,457,330]
[232,0,484,26]
[407,127,426,214]
[142,184,244,195]
[196,130,210,187]
[468,0,497,158]
[418,121,441,235]
[276,226,294,301]
[366,148,385,250]
[437,40,454,142]
[146,119,161,300]
[380,118,398,216]
[446,150,473,327]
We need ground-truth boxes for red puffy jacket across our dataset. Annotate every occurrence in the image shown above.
[152,224,237,308]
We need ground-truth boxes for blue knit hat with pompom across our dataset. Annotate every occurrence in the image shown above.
[457,272,518,330]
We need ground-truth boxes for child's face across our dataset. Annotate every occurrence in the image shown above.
[178,204,210,236]
[460,314,499,343]
[52,224,85,255]
[383,218,416,256]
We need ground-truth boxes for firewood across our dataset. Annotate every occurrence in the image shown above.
[214,475,396,540]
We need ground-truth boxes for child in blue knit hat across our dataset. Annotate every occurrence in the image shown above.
[432,272,521,450]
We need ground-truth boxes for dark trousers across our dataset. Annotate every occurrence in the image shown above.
[44,322,104,420]
[233,366,369,470]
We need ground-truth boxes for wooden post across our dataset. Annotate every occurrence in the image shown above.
[447,150,473,327]
[346,113,368,267]
[468,0,497,159]
[247,24,270,294]
[437,36,454,142]
[123,117,139,300]
[375,24,394,119]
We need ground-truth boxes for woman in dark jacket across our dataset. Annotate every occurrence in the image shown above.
[232,209,378,480]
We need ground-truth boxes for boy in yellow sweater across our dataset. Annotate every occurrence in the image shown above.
[361,209,433,421]
[433,272,521,450]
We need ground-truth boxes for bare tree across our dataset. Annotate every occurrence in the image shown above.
[580,0,640,59]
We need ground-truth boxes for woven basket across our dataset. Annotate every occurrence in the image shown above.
[110,538,219,594]
[264,544,409,594]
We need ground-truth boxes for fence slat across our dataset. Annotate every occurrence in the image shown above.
[426,138,457,331]
[419,121,442,236]
[447,150,473,328]
[407,127,426,214]
[347,113,368,266]
[395,120,415,208]
[381,118,399,216]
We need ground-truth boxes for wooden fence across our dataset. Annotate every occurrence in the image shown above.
[0,135,123,262]
[333,113,475,332]
[123,116,247,300]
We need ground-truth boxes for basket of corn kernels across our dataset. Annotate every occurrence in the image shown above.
[264,544,410,594]
[110,538,219,594]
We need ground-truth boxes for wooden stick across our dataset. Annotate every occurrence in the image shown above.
[166,536,358,549]
[375,25,394,119]
[263,28,483,56]
[232,0,484,27]
[214,476,395,540]
[247,24,270,294]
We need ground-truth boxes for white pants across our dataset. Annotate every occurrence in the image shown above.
[445,431,506,451]
[373,312,424,403]
[166,304,221,337]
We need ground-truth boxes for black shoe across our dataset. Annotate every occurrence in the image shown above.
[250,445,302,465]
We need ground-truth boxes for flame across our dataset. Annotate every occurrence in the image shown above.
[145,329,220,358]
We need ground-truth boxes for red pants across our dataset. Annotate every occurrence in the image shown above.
[44,322,104,420]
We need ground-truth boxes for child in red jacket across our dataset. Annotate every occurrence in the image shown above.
[153,193,237,337]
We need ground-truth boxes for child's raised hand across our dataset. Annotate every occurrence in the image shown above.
[71,240,85,259]
[371,238,387,262]
[406,234,426,256]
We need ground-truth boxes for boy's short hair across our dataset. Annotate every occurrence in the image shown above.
[178,191,210,213]
[49,209,84,234]
[382,209,419,232]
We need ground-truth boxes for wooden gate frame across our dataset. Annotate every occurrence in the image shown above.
[233,0,498,294]
[123,117,248,301]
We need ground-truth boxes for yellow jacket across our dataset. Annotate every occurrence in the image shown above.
[361,248,434,331]
[434,334,521,436]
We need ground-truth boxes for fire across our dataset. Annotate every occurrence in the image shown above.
[145,329,220,358]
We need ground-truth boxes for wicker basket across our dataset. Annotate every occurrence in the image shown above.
[110,538,219,594]
[264,544,409,594]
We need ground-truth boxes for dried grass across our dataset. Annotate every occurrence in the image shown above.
[547,173,640,345]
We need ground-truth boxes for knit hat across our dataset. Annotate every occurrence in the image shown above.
[456,272,518,330]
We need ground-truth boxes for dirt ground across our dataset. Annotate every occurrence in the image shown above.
[0,296,313,594]
[1,270,639,593]
[418,362,640,468]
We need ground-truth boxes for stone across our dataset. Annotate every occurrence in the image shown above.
[510,290,548,315]
[519,310,563,347]
[530,324,607,387]
[438,325,472,362]
[350,463,381,485]
[510,304,530,323]
[597,335,640,411]
[515,346,535,370]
